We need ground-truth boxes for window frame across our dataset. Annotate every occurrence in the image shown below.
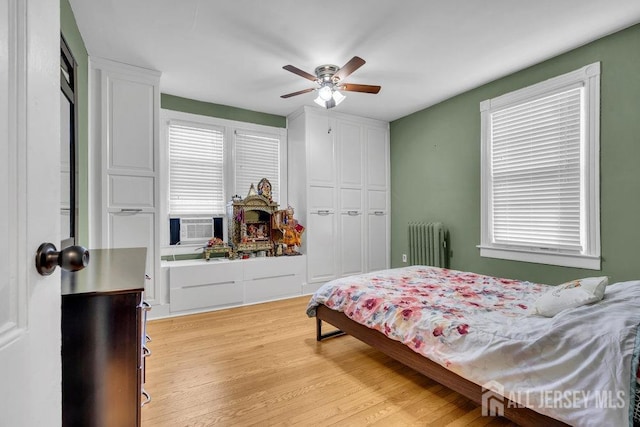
[60,34,78,247]
[478,62,601,270]
[159,109,287,250]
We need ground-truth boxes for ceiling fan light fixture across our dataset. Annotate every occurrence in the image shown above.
[318,85,333,101]
[314,87,345,109]
[314,95,336,109]
[332,90,345,105]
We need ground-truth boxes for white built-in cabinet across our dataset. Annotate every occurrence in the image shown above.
[287,107,390,291]
[167,256,306,314]
[89,57,161,304]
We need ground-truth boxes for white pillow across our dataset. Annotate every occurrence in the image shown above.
[534,276,608,317]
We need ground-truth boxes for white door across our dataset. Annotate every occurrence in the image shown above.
[339,212,364,276]
[307,114,336,186]
[0,1,62,425]
[368,211,389,272]
[337,120,363,188]
[307,211,337,283]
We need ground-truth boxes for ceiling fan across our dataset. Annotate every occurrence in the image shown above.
[281,56,381,109]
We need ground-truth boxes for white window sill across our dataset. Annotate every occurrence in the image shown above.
[477,245,601,270]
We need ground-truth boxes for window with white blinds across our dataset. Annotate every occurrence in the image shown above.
[234,130,280,200]
[162,109,288,247]
[491,88,582,250]
[168,123,225,215]
[480,62,601,269]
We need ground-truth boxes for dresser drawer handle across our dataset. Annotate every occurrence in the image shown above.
[317,210,330,216]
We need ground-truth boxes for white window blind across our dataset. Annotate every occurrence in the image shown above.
[234,130,280,201]
[480,62,600,269]
[490,87,582,251]
[168,123,225,215]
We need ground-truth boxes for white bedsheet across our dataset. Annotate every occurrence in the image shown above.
[453,280,640,426]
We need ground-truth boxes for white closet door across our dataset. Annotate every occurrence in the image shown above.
[108,212,156,300]
[92,58,160,305]
[338,120,363,188]
[307,211,337,283]
[107,77,155,172]
[307,114,336,186]
[368,211,389,272]
[365,125,390,272]
[366,127,389,190]
[339,212,364,276]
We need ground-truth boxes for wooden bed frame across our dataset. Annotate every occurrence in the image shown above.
[316,304,569,427]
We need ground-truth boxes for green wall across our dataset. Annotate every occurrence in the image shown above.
[161,94,286,128]
[390,23,640,285]
[61,0,89,247]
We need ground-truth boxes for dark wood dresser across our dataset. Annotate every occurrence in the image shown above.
[61,248,150,427]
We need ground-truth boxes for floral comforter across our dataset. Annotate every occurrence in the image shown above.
[306,266,640,427]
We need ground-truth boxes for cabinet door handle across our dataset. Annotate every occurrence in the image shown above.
[143,345,152,358]
[141,389,151,407]
[252,273,295,281]
[317,210,330,216]
[184,281,236,289]
[119,208,143,214]
[374,211,385,216]
[347,210,360,216]
[145,334,152,343]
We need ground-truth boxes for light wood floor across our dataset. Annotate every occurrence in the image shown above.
[142,296,517,426]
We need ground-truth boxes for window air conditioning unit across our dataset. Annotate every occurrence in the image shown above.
[180,218,214,242]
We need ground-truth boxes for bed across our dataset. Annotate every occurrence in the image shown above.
[306,266,640,427]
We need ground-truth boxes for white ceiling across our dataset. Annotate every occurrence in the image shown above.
[69,0,640,122]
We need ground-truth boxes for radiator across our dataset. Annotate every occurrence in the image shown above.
[408,222,449,268]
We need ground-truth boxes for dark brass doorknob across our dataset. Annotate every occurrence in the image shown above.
[35,243,90,276]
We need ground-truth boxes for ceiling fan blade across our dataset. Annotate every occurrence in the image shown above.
[333,56,366,82]
[280,87,316,99]
[283,65,317,82]
[339,83,381,94]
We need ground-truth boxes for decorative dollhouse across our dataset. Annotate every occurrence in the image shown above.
[227,181,304,257]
